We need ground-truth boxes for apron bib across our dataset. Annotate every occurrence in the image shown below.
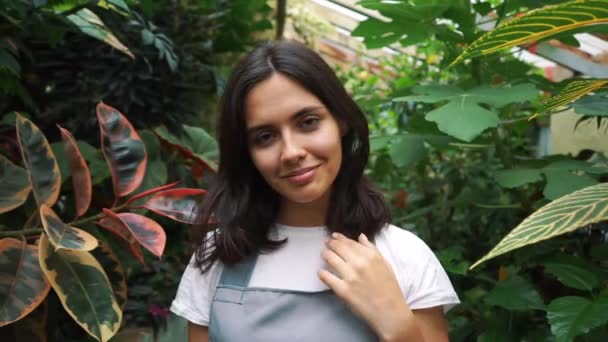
[209,255,378,341]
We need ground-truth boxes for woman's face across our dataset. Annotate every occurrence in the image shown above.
[245,73,343,206]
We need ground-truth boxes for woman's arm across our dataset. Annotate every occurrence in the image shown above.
[320,233,450,341]
[188,322,209,342]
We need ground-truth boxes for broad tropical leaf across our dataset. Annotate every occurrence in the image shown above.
[450,0,608,67]
[471,182,608,269]
[59,126,92,217]
[40,204,98,251]
[9,299,47,342]
[154,125,218,175]
[96,102,147,198]
[101,209,165,257]
[90,240,127,311]
[0,155,31,214]
[141,188,206,224]
[97,218,145,265]
[38,234,122,342]
[126,180,181,205]
[544,262,600,291]
[0,238,50,327]
[531,80,608,118]
[66,9,134,59]
[484,276,545,311]
[547,292,608,342]
[16,114,61,207]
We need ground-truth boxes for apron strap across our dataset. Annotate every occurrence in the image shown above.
[218,255,258,288]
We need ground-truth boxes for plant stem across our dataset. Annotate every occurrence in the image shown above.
[0,228,43,238]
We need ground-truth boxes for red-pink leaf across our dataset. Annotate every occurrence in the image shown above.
[101,209,165,257]
[125,180,181,206]
[142,188,205,224]
[96,102,147,198]
[97,215,146,265]
[58,126,92,217]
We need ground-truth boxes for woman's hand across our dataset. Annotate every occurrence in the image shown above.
[319,232,424,342]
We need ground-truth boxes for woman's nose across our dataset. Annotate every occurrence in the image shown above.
[280,135,306,164]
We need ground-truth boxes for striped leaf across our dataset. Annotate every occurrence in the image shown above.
[531,80,608,118]
[59,126,92,217]
[96,102,147,198]
[0,238,50,327]
[450,0,608,67]
[471,182,608,269]
[16,114,61,207]
[38,234,122,342]
[90,240,127,311]
[101,209,165,257]
[0,155,31,214]
[40,204,98,251]
[142,188,206,224]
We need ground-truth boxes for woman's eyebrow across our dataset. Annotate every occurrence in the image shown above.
[247,105,324,134]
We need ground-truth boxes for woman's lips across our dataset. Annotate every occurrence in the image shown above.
[283,165,318,185]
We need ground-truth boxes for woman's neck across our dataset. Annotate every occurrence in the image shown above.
[275,192,330,227]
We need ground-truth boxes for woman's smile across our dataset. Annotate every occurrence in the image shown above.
[281,164,320,185]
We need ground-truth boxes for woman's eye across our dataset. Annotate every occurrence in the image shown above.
[253,132,274,146]
[300,116,320,130]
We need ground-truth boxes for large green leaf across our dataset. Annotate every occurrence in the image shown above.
[66,8,134,59]
[573,92,608,116]
[133,131,167,195]
[59,126,92,217]
[395,84,538,141]
[16,114,61,207]
[0,238,50,327]
[40,204,98,251]
[0,155,31,214]
[450,0,608,66]
[389,134,427,167]
[471,182,608,269]
[90,240,127,311]
[96,102,147,198]
[544,261,600,291]
[547,292,608,342]
[38,234,121,342]
[533,80,608,118]
[484,275,545,311]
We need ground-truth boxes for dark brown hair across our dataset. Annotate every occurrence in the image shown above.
[194,40,390,272]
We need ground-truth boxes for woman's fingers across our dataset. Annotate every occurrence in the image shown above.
[318,269,347,298]
[321,248,352,280]
[327,233,367,262]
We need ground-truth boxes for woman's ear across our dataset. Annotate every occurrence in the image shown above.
[339,121,349,137]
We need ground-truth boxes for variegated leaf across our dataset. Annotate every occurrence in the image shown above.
[90,240,127,311]
[40,204,98,252]
[471,182,608,269]
[531,80,608,118]
[0,238,50,327]
[16,114,61,207]
[66,9,134,59]
[142,188,205,224]
[38,234,121,342]
[59,126,92,217]
[450,0,608,67]
[97,218,146,266]
[125,180,181,206]
[96,102,147,198]
[101,209,165,257]
[0,155,31,214]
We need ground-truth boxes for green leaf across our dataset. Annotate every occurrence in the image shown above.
[154,124,218,173]
[0,155,31,214]
[16,114,61,207]
[547,292,608,342]
[544,262,600,291]
[0,49,20,76]
[485,275,545,311]
[450,0,608,66]
[471,182,608,269]
[134,131,167,194]
[0,238,50,327]
[495,168,543,188]
[543,170,598,200]
[426,99,498,142]
[40,204,98,252]
[389,134,427,167]
[38,234,122,342]
[533,80,608,118]
[572,92,608,116]
[66,9,134,59]
[90,240,127,311]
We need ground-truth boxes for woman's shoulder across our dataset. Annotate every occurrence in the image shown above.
[376,224,433,256]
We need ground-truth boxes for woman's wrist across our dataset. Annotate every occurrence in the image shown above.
[375,302,425,342]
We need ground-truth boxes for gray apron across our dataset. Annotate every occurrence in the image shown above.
[209,255,378,341]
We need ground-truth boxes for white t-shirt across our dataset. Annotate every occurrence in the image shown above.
[171,223,460,326]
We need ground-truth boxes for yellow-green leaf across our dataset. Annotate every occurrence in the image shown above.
[16,114,61,207]
[38,234,121,342]
[450,0,608,67]
[0,154,31,214]
[531,80,608,118]
[0,238,50,327]
[90,240,127,311]
[471,182,608,269]
[66,9,134,59]
[40,204,98,252]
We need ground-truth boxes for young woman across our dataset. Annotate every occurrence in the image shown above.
[171,40,459,341]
